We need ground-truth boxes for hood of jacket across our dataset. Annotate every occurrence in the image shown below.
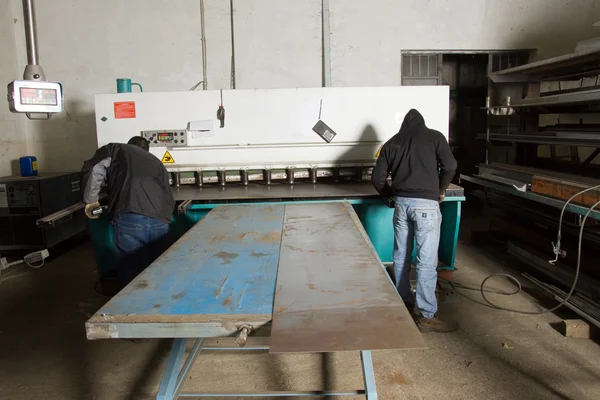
[398,109,425,134]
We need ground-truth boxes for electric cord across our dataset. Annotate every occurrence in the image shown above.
[0,253,46,287]
[552,184,600,264]
[26,259,45,269]
[446,186,600,315]
[0,265,23,287]
[189,81,204,91]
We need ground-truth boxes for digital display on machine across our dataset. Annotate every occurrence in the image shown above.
[157,133,174,142]
[19,87,58,106]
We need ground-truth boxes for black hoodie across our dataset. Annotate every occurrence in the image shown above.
[371,109,457,201]
[81,143,175,224]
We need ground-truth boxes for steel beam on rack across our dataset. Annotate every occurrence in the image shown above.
[489,48,600,82]
[510,89,600,108]
[460,174,600,220]
[475,132,600,147]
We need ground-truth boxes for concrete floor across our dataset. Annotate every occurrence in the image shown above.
[1,229,600,399]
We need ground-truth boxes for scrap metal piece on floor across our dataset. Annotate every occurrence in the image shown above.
[270,202,425,354]
[524,273,600,329]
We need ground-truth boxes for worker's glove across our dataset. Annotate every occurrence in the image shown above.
[84,201,101,219]
[438,193,446,204]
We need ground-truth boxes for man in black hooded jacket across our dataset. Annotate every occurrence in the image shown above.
[372,109,458,333]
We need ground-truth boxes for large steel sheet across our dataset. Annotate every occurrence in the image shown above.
[87,205,284,329]
[269,202,425,353]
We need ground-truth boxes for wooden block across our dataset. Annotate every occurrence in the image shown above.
[562,319,591,339]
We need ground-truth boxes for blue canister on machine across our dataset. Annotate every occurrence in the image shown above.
[20,156,38,177]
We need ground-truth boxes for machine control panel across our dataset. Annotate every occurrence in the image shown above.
[8,80,64,114]
[5,183,39,208]
[141,130,188,147]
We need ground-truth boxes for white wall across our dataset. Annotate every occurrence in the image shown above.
[331,0,600,86]
[2,0,599,174]
[0,0,27,176]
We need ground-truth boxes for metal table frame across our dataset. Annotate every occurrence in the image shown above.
[156,338,377,400]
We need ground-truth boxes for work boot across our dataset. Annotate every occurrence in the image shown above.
[94,279,123,297]
[416,313,459,333]
[404,302,415,316]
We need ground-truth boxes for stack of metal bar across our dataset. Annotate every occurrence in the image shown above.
[462,165,600,326]
[462,45,600,327]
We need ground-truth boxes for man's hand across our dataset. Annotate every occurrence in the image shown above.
[84,201,101,219]
[439,193,446,203]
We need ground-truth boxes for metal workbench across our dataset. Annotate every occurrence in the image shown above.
[86,202,424,399]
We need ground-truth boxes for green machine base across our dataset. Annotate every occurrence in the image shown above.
[89,197,464,279]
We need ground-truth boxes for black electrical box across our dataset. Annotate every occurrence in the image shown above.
[0,172,86,251]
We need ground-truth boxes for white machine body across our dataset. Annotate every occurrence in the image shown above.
[94,86,449,172]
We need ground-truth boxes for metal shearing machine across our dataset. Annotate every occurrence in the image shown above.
[85,86,465,399]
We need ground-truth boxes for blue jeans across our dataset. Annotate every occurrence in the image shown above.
[113,213,170,286]
[393,197,442,318]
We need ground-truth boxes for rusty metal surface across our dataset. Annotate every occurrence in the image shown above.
[86,204,285,339]
[532,175,600,207]
[269,202,425,353]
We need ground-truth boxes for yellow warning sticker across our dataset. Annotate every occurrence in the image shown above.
[161,151,175,164]
[375,145,383,158]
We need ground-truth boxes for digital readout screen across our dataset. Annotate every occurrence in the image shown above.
[19,88,58,106]
[157,133,174,142]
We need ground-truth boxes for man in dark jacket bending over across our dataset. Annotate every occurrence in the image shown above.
[81,136,175,293]
[372,109,458,333]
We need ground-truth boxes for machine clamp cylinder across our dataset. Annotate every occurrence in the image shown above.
[332,168,340,182]
[217,170,226,186]
[194,171,204,187]
[309,167,318,184]
[172,172,181,187]
[354,167,363,182]
[286,168,295,185]
[240,169,249,186]
[263,169,272,185]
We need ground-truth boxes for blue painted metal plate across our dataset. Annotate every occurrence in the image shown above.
[94,205,285,322]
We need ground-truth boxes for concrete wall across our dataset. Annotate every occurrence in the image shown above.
[0,1,27,176]
[1,0,599,174]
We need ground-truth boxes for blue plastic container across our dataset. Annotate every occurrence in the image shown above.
[19,156,38,177]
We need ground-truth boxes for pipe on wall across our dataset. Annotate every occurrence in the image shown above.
[23,0,39,66]
[200,0,207,90]
[230,0,236,89]
[322,0,331,87]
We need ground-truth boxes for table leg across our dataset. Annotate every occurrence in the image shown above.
[156,338,204,400]
[360,351,378,400]
[155,341,376,398]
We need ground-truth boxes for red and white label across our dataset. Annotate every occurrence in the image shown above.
[114,101,136,119]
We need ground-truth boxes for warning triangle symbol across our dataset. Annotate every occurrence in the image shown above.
[161,150,175,164]
[375,145,383,158]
